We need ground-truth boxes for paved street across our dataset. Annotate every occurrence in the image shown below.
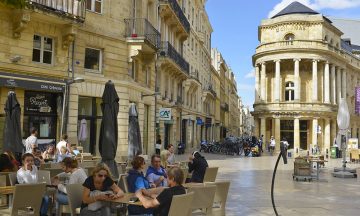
[178,152,360,216]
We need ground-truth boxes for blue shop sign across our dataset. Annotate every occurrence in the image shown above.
[196,118,203,125]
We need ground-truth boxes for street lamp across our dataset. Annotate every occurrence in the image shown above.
[60,77,85,136]
[333,98,355,178]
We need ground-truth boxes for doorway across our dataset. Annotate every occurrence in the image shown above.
[280,120,294,149]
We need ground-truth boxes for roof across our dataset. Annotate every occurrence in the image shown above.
[272,1,319,19]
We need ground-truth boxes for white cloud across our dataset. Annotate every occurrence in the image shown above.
[244,69,255,79]
[268,0,360,18]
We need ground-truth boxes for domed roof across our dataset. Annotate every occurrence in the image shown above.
[272,1,319,19]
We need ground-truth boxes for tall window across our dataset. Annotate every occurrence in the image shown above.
[32,35,53,64]
[84,48,102,73]
[86,0,102,13]
[285,82,295,101]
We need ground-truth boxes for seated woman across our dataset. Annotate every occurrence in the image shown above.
[52,157,87,213]
[42,145,56,161]
[160,150,170,168]
[80,163,124,216]
[0,153,17,172]
[57,146,72,163]
[17,153,49,216]
[188,151,208,183]
[146,155,167,187]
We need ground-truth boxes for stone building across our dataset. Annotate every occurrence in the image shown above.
[252,1,360,156]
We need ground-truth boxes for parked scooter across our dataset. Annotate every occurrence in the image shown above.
[199,140,209,153]
[177,142,185,154]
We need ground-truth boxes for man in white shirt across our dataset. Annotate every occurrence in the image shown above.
[56,134,71,155]
[17,153,38,184]
[24,127,38,153]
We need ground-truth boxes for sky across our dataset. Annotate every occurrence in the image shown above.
[205,0,360,109]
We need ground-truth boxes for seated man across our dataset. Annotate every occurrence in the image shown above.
[136,167,186,216]
[146,154,167,187]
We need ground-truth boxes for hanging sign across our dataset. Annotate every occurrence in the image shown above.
[355,87,360,114]
[159,108,171,121]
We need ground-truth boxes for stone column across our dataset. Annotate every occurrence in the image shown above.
[324,61,330,103]
[337,67,342,103]
[294,117,300,156]
[312,60,318,101]
[294,59,300,101]
[275,118,280,151]
[342,69,347,99]
[274,60,281,102]
[255,64,260,102]
[254,118,260,137]
[331,64,336,104]
[324,118,330,157]
[312,118,318,154]
[260,62,266,101]
[260,117,266,144]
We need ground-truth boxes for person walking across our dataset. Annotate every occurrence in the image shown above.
[270,136,276,155]
[24,127,38,153]
[188,151,208,183]
[156,135,162,155]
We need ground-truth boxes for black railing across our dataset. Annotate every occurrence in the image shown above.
[159,0,190,33]
[124,18,161,49]
[159,41,189,75]
[29,0,85,21]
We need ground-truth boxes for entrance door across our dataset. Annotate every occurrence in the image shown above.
[182,119,187,147]
[300,120,308,150]
[164,124,170,149]
[280,120,294,149]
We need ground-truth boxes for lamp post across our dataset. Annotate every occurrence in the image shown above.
[332,98,355,178]
[60,77,85,136]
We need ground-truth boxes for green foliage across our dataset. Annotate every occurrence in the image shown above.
[0,0,27,8]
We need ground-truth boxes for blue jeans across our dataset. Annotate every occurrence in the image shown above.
[56,191,69,205]
[40,195,50,216]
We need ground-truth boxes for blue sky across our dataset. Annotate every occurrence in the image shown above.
[205,0,360,109]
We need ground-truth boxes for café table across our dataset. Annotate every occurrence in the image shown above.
[309,158,328,181]
[108,193,142,206]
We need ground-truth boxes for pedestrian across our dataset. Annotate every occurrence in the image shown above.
[24,127,38,153]
[259,134,264,153]
[270,136,276,154]
[156,135,162,155]
[166,144,176,165]
[188,151,208,183]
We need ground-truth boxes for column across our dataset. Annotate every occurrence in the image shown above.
[260,117,266,144]
[254,118,260,137]
[324,61,330,103]
[294,59,300,101]
[324,118,330,157]
[312,118,318,154]
[312,60,318,101]
[294,117,300,156]
[331,64,336,104]
[255,64,260,102]
[274,60,281,102]
[331,119,337,147]
[337,67,342,103]
[342,69,347,99]
[260,62,266,101]
[275,118,280,151]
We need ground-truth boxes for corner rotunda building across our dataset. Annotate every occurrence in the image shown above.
[252,1,360,155]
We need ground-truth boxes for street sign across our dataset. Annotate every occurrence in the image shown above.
[159,108,171,121]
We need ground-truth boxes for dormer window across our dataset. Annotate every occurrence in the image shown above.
[284,33,295,41]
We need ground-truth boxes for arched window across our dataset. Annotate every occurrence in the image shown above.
[284,33,295,41]
[324,35,328,42]
[285,82,295,101]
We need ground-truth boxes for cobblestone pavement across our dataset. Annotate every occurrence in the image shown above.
[177,152,360,216]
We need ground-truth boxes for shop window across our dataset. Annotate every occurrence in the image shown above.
[285,82,295,101]
[32,35,53,64]
[84,48,102,73]
[86,0,102,13]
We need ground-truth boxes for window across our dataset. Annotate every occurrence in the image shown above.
[86,0,102,13]
[285,82,295,101]
[84,48,102,73]
[144,66,150,86]
[284,33,295,41]
[32,35,53,64]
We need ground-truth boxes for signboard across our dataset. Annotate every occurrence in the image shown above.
[355,87,360,114]
[196,118,203,125]
[159,108,171,121]
[348,138,358,149]
[0,77,64,92]
[24,91,57,114]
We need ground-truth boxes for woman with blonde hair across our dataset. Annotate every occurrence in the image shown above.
[80,163,124,216]
[160,150,170,168]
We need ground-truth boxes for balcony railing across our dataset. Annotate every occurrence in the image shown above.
[29,0,85,22]
[159,0,190,33]
[124,18,161,49]
[159,41,189,75]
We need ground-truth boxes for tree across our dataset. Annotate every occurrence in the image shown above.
[0,0,27,8]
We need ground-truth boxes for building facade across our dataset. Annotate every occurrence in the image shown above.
[252,2,360,156]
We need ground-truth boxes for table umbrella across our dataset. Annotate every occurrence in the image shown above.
[99,80,119,178]
[3,91,23,156]
[128,103,142,161]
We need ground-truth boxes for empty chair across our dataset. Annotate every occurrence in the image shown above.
[37,170,51,185]
[8,172,17,186]
[0,183,46,216]
[117,174,129,193]
[203,167,218,182]
[205,181,231,216]
[66,184,83,216]
[168,192,195,216]
[188,185,217,215]
[80,153,93,162]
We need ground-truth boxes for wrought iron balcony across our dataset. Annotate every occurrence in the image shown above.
[159,41,189,75]
[159,0,190,34]
[29,0,85,22]
[124,18,161,50]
